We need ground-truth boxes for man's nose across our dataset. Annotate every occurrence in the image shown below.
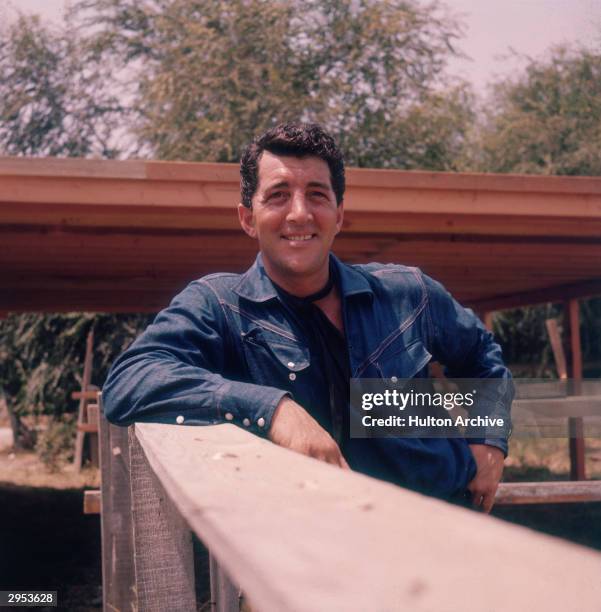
[286,192,311,224]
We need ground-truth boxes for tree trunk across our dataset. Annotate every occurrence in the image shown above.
[0,387,35,450]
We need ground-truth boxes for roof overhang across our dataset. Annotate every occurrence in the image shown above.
[2,156,601,313]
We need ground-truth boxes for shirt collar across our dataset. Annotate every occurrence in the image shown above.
[232,252,374,302]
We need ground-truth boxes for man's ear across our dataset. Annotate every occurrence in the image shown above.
[238,203,257,238]
[335,200,344,235]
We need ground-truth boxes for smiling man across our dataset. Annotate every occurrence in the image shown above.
[103,122,512,512]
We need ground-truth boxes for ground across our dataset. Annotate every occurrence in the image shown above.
[0,437,101,612]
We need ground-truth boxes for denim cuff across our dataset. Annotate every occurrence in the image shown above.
[468,437,508,457]
[218,380,290,436]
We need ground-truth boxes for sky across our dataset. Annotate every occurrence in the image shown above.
[2,0,600,95]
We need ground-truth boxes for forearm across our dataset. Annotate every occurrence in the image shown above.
[103,351,289,433]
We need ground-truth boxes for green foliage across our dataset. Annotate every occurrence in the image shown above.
[472,46,601,175]
[467,46,601,375]
[492,304,563,377]
[0,313,153,446]
[74,0,473,168]
[0,14,124,157]
[35,414,77,471]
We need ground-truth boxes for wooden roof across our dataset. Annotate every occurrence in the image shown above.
[2,156,601,313]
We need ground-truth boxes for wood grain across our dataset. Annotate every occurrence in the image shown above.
[98,395,137,611]
[495,481,601,505]
[3,156,601,312]
[133,422,601,612]
[129,427,196,612]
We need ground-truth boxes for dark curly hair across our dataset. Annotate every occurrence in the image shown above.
[240,122,345,208]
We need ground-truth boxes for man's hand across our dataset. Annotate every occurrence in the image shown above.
[467,444,505,513]
[268,397,350,469]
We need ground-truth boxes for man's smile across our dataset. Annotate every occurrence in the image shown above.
[281,233,317,243]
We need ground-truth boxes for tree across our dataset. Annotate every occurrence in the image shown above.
[0,14,125,158]
[74,0,473,168]
[0,313,153,451]
[0,14,144,451]
[473,46,601,175]
[469,46,601,374]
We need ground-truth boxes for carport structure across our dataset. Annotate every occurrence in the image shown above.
[2,156,601,477]
[1,157,601,315]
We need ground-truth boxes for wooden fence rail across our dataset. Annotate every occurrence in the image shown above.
[96,411,601,612]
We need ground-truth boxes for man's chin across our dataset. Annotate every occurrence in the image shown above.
[266,256,326,281]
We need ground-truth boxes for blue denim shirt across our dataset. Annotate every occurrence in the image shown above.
[103,253,512,498]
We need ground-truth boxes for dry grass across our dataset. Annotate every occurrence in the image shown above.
[0,448,100,489]
[505,436,601,479]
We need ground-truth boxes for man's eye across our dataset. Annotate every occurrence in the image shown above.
[310,191,327,199]
[267,191,285,200]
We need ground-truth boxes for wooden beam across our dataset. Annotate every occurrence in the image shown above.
[566,299,586,481]
[545,319,568,379]
[72,390,101,400]
[74,331,94,471]
[83,489,101,514]
[495,481,601,505]
[4,155,601,195]
[132,422,601,612]
[3,157,601,313]
[468,279,601,311]
[512,395,601,418]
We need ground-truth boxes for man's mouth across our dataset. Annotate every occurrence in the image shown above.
[282,234,316,242]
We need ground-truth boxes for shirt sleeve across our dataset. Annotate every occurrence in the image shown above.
[423,273,514,456]
[101,281,288,436]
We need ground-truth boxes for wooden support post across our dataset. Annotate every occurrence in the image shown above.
[545,319,568,380]
[210,553,241,612]
[129,426,197,611]
[74,330,94,471]
[565,299,586,480]
[98,394,137,611]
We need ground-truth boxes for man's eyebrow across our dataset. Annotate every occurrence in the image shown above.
[307,181,332,190]
[264,180,289,191]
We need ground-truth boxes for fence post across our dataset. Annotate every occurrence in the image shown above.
[210,553,241,612]
[129,426,196,611]
[98,394,137,611]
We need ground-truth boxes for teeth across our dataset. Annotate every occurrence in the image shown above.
[286,235,313,241]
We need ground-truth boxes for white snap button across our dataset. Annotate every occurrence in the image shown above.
[225,412,234,421]
[287,361,295,368]
[243,418,250,427]
[176,415,184,424]
[289,373,296,381]
[391,376,398,383]
[257,417,265,428]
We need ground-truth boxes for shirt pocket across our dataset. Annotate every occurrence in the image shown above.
[375,337,432,380]
[241,326,310,386]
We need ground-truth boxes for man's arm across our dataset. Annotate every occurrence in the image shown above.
[102,281,287,434]
[423,273,514,512]
[103,281,349,468]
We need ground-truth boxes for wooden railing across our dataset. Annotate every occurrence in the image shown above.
[96,403,601,612]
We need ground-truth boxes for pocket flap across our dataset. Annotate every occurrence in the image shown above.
[242,328,310,372]
[376,339,432,379]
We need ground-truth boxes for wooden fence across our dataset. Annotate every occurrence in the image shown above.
[97,410,601,612]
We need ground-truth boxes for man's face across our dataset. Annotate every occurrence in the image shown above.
[238,151,344,290]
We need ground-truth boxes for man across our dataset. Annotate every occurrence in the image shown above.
[103,122,512,512]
